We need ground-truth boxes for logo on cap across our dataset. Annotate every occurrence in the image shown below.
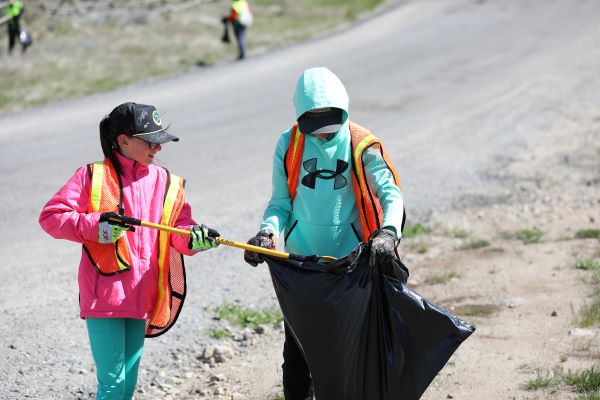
[152,110,162,127]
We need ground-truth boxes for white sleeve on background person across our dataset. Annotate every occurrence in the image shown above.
[363,145,404,238]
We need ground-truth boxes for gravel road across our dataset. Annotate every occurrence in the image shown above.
[1,0,599,398]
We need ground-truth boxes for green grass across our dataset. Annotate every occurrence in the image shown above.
[518,363,533,372]
[576,230,600,240]
[520,367,600,398]
[445,228,471,238]
[213,303,283,330]
[576,260,600,270]
[522,372,556,391]
[578,298,600,328]
[0,93,9,109]
[452,303,499,317]
[459,240,490,250]
[501,228,544,244]
[268,378,285,400]
[0,0,386,114]
[565,367,600,395]
[576,254,600,327]
[403,224,432,238]
[208,327,232,340]
[410,240,428,254]
[424,271,460,285]
[303,0,383,19]
[516,228,544,244]
[578,394,600,400]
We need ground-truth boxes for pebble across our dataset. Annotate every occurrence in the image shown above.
[214,387,226,395]
[255,325,268,335]
[202,345,216,360]
[569,328,595,337]
[214,345,234,363]
[210,373,226,382]
[502,297,525,308]
[170,376,184,385]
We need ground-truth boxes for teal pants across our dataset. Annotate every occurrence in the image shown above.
[86,318,146,400]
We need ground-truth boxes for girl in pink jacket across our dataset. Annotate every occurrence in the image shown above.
[39,102,219,399]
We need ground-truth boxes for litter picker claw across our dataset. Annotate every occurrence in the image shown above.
[105,214,337,263]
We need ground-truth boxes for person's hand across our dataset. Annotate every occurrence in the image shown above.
[369,228,399,268]
[188,224,220,251]
[243,231,275,267]
[98,212,135,244]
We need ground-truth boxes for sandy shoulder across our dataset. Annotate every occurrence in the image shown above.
[151,102,600,400]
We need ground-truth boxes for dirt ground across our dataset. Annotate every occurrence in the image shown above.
[166,97,600,399]
[2,1,599,399]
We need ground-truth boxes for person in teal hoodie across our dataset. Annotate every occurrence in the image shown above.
[244,67,405,399]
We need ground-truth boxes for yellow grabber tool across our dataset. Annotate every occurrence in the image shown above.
[106,214,337,263]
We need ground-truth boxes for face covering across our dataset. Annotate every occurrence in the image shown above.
[297,108,343,139]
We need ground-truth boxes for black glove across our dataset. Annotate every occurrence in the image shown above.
[98,212,135,244]
[369,228,399,268]
[244,231,275,267]
[99,212,136,230]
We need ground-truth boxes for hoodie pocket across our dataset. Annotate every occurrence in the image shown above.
[284,220,299,246]
[284,220,361,258]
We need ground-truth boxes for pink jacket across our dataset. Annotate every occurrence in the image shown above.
[39,152,198,320]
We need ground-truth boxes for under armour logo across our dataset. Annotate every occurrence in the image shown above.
[301,158,348,190]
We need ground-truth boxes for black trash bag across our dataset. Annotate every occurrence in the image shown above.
[221,17,231,43]
[265,243,475,400]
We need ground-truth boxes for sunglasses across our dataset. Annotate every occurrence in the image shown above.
[130,136,161,150]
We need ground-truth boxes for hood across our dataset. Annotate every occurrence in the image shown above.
[293,67,349,125]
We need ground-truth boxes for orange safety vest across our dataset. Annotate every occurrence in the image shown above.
[83,158,188,337]
[285,121,404,242]
[83,159,132,275]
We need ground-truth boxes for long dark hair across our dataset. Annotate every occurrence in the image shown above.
[99,116,123,176]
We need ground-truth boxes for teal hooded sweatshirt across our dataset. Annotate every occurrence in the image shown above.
[260,67,404,258]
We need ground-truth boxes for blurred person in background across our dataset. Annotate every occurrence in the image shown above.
[222,0,253,60]
[243,67,405,399]
[4,0,25,54]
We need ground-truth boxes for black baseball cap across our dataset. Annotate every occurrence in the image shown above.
[108,102,179,144]
[297,108,343,135]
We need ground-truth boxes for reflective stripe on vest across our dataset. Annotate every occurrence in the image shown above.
[349,121,402,241]
[284,125,305,201]
[148,173,186,334]
[83,160,132,275]
[285,121,402,241]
